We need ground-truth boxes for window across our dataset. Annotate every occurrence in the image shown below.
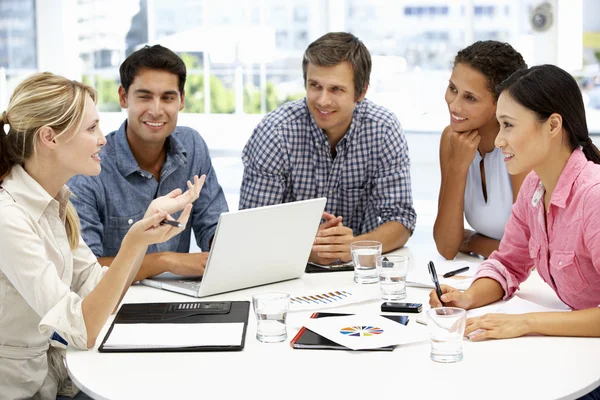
[0,0,36,69]
[293,7,307,23]
[474,5,495,17]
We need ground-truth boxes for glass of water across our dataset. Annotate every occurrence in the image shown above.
[351,240,382,284]
[252,292,290,343]
[376,255,409,301]
[427,307,467,363]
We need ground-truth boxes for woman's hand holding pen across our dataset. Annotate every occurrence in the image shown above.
[127,204,192,248]
[429,284,473,309]
[145,175,205,218]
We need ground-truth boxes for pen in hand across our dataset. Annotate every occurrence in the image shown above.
[443,266,470,278]
[428,261,445,306]
[160,220,184,229]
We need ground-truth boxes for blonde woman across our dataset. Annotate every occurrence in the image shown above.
[0,72,203,399]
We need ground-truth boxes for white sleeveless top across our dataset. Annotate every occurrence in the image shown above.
[464,147,513,241]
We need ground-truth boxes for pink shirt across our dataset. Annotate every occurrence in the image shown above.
[474,148,600,310]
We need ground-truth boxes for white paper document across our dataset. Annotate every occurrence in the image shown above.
[303,314,423,350]
[289,288,377,312]
[467,296,571,318]
[417,296,570,324]
[102,323,245,349]
[407,260,479,291]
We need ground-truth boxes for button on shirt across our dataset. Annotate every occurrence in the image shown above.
[68,121,229,257]
[239,98,416,235]
[474,148,600,310]
[0,164,105,399]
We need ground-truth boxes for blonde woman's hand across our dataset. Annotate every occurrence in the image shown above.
[145,175,205,218]
[128,204,193,247]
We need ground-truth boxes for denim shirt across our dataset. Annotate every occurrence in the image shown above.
[68,121,228,257]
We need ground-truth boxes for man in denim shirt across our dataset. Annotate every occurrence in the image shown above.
[69,45,228,280]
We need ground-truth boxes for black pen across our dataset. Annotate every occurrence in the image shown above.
[160,220,184,228]
[428,261,445,306]
[443,266,470,278]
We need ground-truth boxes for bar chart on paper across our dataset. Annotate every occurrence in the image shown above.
[289,289,374,312]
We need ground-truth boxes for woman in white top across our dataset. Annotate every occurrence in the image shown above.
[0,72,204,399]
[434,41,529,259]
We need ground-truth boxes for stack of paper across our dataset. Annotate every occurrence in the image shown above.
[303,314,425,350]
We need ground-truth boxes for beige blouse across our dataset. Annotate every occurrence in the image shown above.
[0,165,105,399]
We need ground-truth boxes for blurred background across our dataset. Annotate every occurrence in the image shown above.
[1,0,599,229]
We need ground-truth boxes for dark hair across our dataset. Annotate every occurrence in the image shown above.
[496,64,600,164]
[119,44,187,94]
[302,32,371,101]
[455,40,527,99]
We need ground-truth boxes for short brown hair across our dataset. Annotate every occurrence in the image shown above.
[120,45,187,94]
[302,32,371,101]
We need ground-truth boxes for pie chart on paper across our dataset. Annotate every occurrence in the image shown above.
[339,326,384,337]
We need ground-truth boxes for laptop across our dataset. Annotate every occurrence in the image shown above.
[140,197,327,297]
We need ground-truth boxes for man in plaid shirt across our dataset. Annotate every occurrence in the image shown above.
[239,32,416,265]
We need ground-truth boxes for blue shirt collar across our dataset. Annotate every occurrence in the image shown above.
[113,120,188,178]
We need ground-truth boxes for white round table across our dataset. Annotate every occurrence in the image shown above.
[66,246,600,400]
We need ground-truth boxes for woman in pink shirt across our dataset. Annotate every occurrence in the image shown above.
[429,64,600,343]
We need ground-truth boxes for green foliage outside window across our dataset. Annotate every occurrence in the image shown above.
[84,53,306,114]
[82,75,121,112]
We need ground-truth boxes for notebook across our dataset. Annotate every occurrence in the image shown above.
[140,197,327,297]
[290,312,409,351]
[98,301,250,352]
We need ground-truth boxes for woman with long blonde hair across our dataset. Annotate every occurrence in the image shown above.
[0,72,203,398]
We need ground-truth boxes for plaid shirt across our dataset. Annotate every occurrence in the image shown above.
[239,98,416,235]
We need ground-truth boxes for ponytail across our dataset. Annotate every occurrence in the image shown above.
[582,138,600,165]
[0,111,13,182]
[65,202,81,250]
[0,110,81,249]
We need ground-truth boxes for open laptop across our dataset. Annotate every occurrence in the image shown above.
[140,197,327,297]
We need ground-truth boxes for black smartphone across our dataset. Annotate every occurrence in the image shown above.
[381,302,423,313]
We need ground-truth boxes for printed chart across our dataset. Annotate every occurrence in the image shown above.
[340,326,384,337]
[289,289,374,312]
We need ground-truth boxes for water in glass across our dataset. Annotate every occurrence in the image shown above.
[379,271,407,301]
[255,310,287,343]
[352,248,379,284]
[430,331,463,362]
[427,307,466,363]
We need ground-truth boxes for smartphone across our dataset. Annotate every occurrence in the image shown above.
[381,302,423,313]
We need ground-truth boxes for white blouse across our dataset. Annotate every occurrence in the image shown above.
[463,147,513,241]
[0,164,104,399]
